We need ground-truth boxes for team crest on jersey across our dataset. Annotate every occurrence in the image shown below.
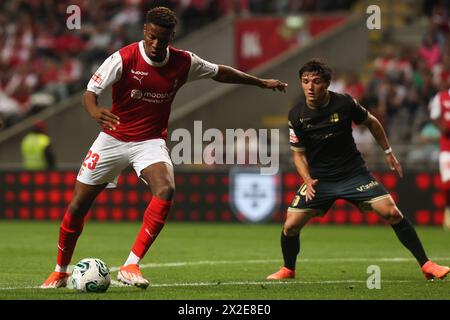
[230,168,280,223]
[330,113,339,123]
[131,89,143,100]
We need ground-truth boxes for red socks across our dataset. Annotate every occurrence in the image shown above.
[57,212,85,267]
[56,196,171,267]
[131,196,172,258]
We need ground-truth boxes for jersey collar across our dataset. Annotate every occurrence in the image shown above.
[139,40,170,67]
[305,91,331,110]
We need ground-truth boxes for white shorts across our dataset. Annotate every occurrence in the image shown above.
[439,151,450,183]
[77,132,172,188]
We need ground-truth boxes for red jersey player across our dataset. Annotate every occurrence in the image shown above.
[429,78,450,230]
[40,7,288,289]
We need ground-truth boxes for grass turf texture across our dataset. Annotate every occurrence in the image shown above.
[0,221,449,300]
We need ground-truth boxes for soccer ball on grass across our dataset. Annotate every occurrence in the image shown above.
[71,258,111,293]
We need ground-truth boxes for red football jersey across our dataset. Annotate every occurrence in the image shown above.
[87,41,219,142]
[430,89,450,151]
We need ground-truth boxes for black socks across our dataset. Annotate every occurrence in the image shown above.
[279,217,428,272]
[281,231,300,270]
[391,218,429,266]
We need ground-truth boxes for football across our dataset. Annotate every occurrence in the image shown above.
[71,258,111,293]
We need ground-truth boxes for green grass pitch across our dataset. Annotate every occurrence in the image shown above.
[0,221,449,300]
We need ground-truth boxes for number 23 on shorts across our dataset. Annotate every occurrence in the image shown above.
[82,150,100,170]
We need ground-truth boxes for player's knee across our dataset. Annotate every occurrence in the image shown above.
[283,223,301,236]
[67,200,87,217]
[154,185,175,200]
[384,206,403,224]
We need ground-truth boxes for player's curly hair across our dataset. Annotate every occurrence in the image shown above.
[298,59,332,83]
[146,6,178,29]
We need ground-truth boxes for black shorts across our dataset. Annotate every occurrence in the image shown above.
[288,171,390,216]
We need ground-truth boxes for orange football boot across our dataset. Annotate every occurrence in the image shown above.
[421,261,450,280]
[266,267,296,280]
[40,271,70,289]
[117,264,149,289]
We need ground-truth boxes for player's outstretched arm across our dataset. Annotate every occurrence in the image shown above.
[212,65,288,92]
[363,113,403,178]
[82,91,120,131]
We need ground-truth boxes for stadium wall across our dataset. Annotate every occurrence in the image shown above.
[0,170,444,225]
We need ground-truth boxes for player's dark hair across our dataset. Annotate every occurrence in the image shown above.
[298,59,332,83]
[146,6,177,29]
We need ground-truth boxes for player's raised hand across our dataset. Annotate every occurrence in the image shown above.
[91,107,120,131]
[260,79,288,92]
[305,178,318,202]
[386,153,403,178]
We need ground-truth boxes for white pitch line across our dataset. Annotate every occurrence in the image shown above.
[0,286,38,291]
[110,279,416,288]
[108,257,450,272]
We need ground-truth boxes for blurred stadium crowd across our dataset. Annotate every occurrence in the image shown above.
[0,0,449,168]
[346,0,450,166]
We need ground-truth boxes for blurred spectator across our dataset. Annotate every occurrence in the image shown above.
[419,69,438,106]
[212,0,250,16]
[0,62,38,124]
[403,78,421,119]
[21,121,56,170]
[418,32,442,69]
[430,2,449,44]
[373,46,413,83]
[40,57,68,101]
[432,52,450,90]
[344,72,365,101]
[111,2,142,28]
[0,90,22,124]
[378,78,405,121]
[328,71,345,94]
[54,29,86,56]
[407,121,440,164]
[179,0,211,34]
[59,54,83,93]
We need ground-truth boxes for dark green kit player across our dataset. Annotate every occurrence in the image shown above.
[267,59,449,280]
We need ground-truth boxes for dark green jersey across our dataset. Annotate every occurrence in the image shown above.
[288,91,369,181]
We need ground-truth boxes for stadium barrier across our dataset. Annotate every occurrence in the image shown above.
[0,169,444,225]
